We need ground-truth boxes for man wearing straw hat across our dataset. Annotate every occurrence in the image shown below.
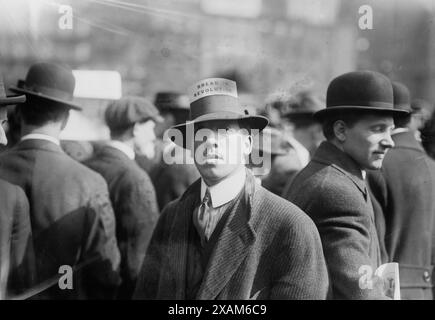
[0,62,121,299]
[284,71,408,299]
[0,77,36,299]
[134,78,328,300]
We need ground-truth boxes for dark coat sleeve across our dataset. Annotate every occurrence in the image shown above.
[80,178,122,299]
[116,171,159,296]
[7,186,37,298]
[133,201,175,300]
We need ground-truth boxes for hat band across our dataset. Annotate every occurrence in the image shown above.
[327,100,393,109]
[190,95,244,120]
[24,84,73,101]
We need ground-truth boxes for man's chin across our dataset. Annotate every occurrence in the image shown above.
[367,160,384,170]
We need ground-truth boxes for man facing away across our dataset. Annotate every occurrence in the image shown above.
[0,76,36,299]
[85,96,160,299]
[367,82,435,299]
[0,62,121,299]
[134,78,329,300]
[283,71,408,299]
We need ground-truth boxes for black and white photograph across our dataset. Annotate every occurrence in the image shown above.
[1,0,435,306]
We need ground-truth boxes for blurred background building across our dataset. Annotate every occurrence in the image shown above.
[1,0,435,139]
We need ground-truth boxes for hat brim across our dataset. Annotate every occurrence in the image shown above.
[9,86,82,111]
[168,112,269,149]
[314,105,409,121]
[0,94,26,106]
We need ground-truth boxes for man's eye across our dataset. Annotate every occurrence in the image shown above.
[372,126,385,133]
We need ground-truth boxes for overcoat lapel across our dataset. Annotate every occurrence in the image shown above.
[196,172,257,300]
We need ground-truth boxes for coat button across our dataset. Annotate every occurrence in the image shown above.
[423,271,431,282]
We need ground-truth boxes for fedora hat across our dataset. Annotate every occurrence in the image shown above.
[314,70,409,120]
[169,78,268,148]
[0,76,25,106]
[9,62,82,110]
[154,91,190,112]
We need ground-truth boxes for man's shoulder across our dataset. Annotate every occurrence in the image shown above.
[254,185,317,229]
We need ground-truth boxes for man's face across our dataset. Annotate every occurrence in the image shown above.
[133,119,156,159]
[193,120,252,185]
[0,107,8,146]
[341,114,395,170]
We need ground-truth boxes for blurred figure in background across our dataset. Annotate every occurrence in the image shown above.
[0,77,36,299]
[85,96,160,299]
[0,62,121,299]
[149,92,199,210]
[418,99,435,159]
[367,82,435,300]
[248,126,298,195]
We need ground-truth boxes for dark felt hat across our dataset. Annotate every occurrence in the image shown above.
[0,76,25,106]
[105,96,163,131]
[314,70,409,120]
[392,81,412,113]
[154,91,190,112]
[169,78,268,148]
[9,62,81,110]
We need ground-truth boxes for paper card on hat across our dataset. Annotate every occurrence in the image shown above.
[189,78,238,103]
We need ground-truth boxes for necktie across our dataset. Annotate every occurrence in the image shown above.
[196,188,212,246]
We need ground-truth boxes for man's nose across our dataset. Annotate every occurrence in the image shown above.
[0,127,7,146]
[380,132,394,149]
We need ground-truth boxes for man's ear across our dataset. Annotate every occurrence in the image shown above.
[132,122,140,138]
[243,134,253,155]
[60,110,70,130]
[333,120,347,142]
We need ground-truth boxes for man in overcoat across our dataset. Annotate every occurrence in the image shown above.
[367,82,435,299]
[85,96,160,299]
[0,77,36,299]
[133,78,329,300]
[0,62,121,299]
[283,71,407,299]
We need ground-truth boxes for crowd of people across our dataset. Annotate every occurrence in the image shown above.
[0,61,435,300]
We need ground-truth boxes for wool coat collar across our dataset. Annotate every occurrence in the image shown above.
[167,168,257,300]
[312,141,368,197]
[392,131,425,153]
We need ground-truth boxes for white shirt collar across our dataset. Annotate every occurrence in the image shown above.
[201,166,246,208]
[361,170,367,180]
[106,140,135,160]
[21,133,60,146]
[392,127,410,135]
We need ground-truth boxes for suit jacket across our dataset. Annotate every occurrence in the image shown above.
[134,170,329,300]
[0,179,36,299]
[85,145,159,299]
[367,131,435,299]
[0,139,121,299]
[283,141,386,299]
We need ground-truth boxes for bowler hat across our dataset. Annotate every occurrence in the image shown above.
[170,78,268,149]
[0,76,25,106]
[154,91,189,112]
[9,62,82,110]
[105,96,163,131]
[314,71,409,120]
[392,81,411,113]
